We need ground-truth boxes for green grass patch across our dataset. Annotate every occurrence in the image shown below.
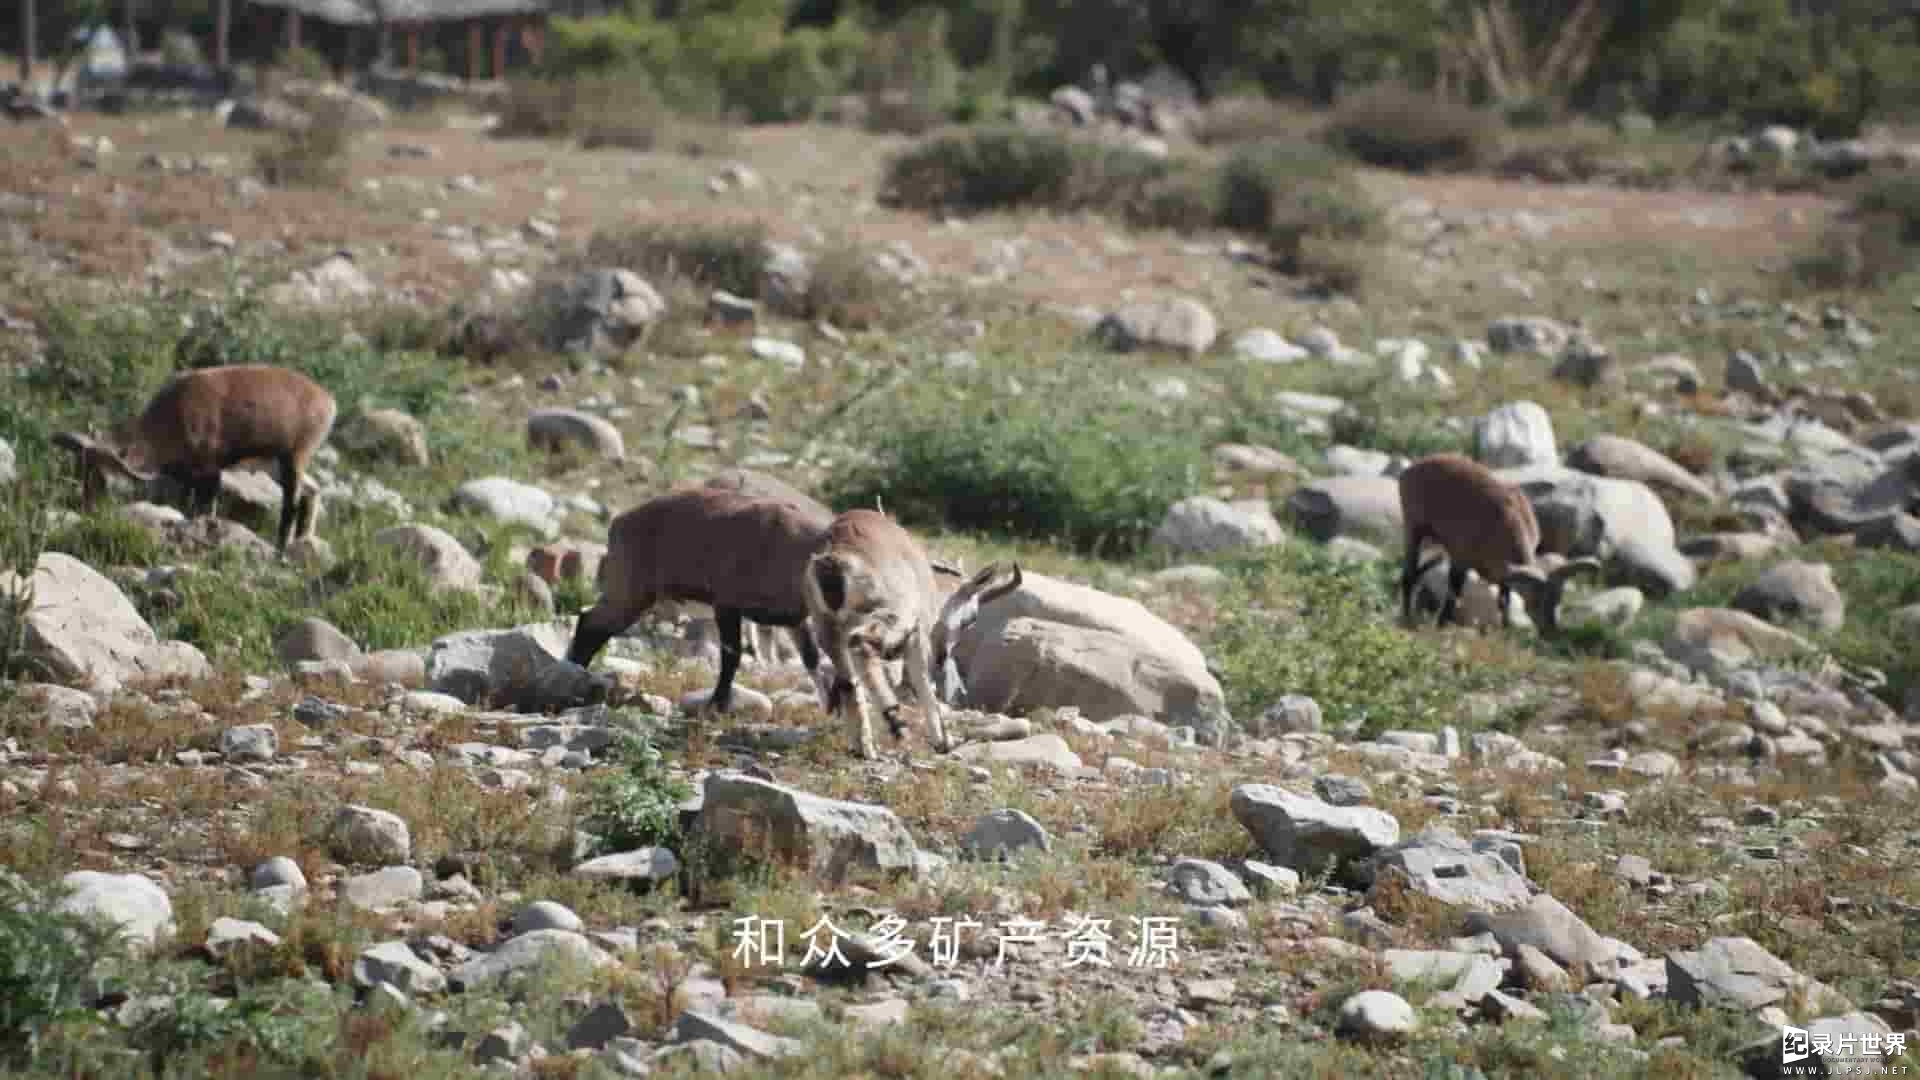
[1209,544,1521,736]
[823,368,1208,558]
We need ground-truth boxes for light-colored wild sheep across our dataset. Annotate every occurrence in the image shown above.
[565,487,834,713]
[802,508,1021,759]
[1398,452,1601,634]
[53,364,336,554]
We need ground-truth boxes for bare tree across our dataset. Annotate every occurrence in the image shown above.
[1452,0,1616,105]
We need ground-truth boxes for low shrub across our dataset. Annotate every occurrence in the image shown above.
[1209,545,1510,735]
[581,728,694,856]
[1323,85,1505,174]
[495,69,733,156]
[582,221,770,299]
[883,129,1385,292]
[0,874,126,1067]
[254,98,356,190]
[823,373,1207,557]
[1189,94,1319,147]
[880,126,1086,213]
[1850,174,1920,243]
[1217,138,1384,288]
[1792,173,1920,290]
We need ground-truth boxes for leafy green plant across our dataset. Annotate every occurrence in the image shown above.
[1323,84,1506,174]
[581,727,693,856]
[255,97,356,190]
[824,374,1207,557]
[0,874,125,1067]
[1210,545,1510,736]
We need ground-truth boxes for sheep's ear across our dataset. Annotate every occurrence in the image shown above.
[939,561,1019,634]
[1551,556,1604,584]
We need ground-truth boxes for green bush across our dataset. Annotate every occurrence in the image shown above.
[583,221,771,299]
[1850,174,1920,243]
[496,68,732,155]
[254,98,356,190]
[824,373,1207,557]
[582,728,693,856]
[1219,139,1382,245]
[1323,85,1505,174]
[881,127,1083,213]
[1792,174,1920,290]
[882,129,1382,292]
[1210,546,1509,736]
[880,126,1213,227]
[0,874,125,1067]
[541,11,866,125]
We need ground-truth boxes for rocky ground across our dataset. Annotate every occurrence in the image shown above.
[0,92,1918,1080]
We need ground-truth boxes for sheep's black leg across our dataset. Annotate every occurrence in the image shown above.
[1399,530,1428,622]
[274,455,299,553]
[191,470,222,521]
[1497,583,1513,629]
[711,607,744,714]
[1439,563,1470,626]
[790,625,820,678]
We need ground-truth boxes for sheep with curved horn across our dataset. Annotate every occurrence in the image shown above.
[1398,452,1602,634]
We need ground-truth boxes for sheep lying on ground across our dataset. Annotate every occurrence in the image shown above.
[1398,452,1601,634]
[802,508,1021,759]
[54,364,336,554]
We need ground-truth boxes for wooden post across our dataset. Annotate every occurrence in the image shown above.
[19,0,35,87]
[467,20,482,81]
[124,0,139,63]
[214,0,230,67]
[405,26,420,72]
[287,9,302,51]
[490,18,506,79]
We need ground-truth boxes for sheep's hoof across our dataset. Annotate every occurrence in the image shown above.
[883,706,905,740]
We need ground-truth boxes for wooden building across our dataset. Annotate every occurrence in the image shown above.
[245,0,547,81]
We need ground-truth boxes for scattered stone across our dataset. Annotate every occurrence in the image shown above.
[329,805,412,865]
[450,929,602,992]
[343,866,424,911]
[1093,296,1218,355]
[1336,990,1417,1041]
[1168,858,1253,907]
[513,900,583,935]
[55,871,174,949]
[1730,560,1846,632]
[696,772,918,882]
[1151,496,1284,556]
[527,408,626,462]
[1666,937,1844,1012]
[962,809,1052,860]
[220,723,277,763]
[1230,785,1400,880]
[1369,827,1533,910]
[667,1008,804,1060]
[354,940,446,995]
[575,847,680,887]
